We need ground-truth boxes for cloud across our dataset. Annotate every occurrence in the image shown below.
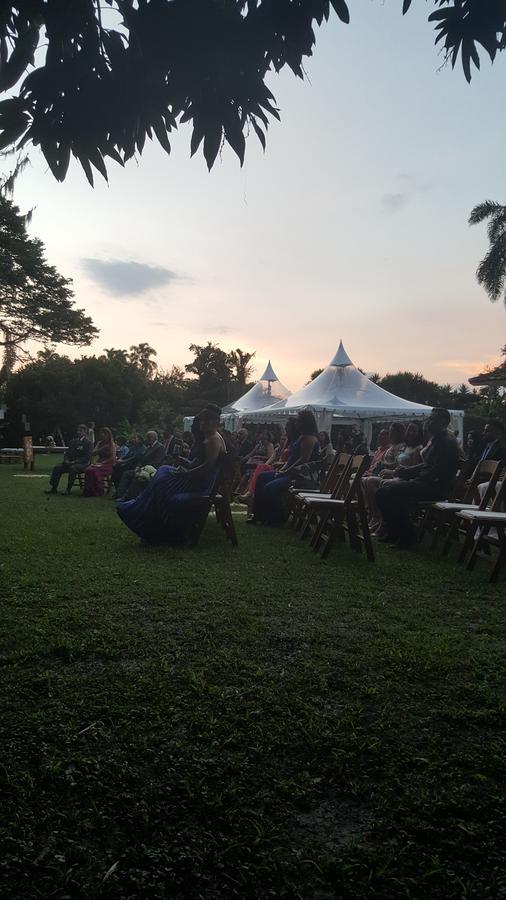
[81,258,182,296]
[381,176,441,213]
[381,192,410,212]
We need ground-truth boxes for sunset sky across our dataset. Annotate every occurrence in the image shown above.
[10,1,506,391]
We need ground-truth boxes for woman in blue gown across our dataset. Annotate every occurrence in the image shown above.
[117,407,226,544]
[248,410,320,526]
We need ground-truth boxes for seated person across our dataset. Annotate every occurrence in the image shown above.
[115,434,130,460]
[248,410,320,526]
[480,420,506,464]
[111,434,146,496]
[45,424,92,494]
[396,421,423,467]
[362,423,406,531]
[376,408,460,550]
[117,406,226,544]
[461,430,485,480]
[83,428,117,496]
[364,429,390,476]
[115,430,166,500]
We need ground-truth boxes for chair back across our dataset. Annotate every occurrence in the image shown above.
[321,452,345,493]
[462,459,502,505]
[330,453,353,499]
[474,461,503,509]
[490,472,506,512]
[341,455,369,503]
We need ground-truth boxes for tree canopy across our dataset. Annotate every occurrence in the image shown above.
[1,1,504,185]
[469,200,506,307]
[0,189,98,381]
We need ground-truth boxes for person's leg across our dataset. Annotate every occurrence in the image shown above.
[377,481,435,548]
[259,476,291,526]
[66,463,86,493]
[46,462,69,493]
[251,471,277,521]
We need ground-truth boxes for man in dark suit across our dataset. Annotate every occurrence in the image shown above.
[480,420,506,464]
[376,408,460,550]
[115,430,165,500]
[45,424,93,494]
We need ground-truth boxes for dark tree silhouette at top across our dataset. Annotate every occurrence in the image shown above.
[1,1,504,184]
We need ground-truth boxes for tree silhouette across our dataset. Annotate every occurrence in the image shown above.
[229,348,255,386]
[1,2,503,184]
[469,201,506,306]
[129,343,158,378]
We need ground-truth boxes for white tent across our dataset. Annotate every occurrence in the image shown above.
[220,360,290,431]
[182,360,290,432]
[242,341,464,443]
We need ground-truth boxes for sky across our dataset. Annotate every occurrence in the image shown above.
[8,1,506,391]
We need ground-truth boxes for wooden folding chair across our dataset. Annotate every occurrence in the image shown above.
[306,456,374,562]
[298,454,353,541]
[187,459,239,549]
[455,477,506,581]
[290,453,350,533]
[418,460,502,551]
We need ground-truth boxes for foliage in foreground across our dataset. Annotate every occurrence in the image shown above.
[1,2,504,183]
[0,458,505,898]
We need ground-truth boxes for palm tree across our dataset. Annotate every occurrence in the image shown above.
[469,201,506,305]
[229,348,255,387]
[129,343,158,378]
[103,347,129,365]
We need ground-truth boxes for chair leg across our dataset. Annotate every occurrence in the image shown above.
[457,522,476,564]
[441,518,459,556]
[357,499,375,563]
[490,528,506,583]
[465,523,483,571]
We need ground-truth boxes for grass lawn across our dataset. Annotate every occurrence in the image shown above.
[0,456,505,899]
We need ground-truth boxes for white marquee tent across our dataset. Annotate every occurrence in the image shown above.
[183,360,291,432]
[242,341,464,443]
[220,360,290,431]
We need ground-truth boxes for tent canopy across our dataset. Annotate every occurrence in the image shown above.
[244,341,433,421]
[222,360,290,416]
[242,341,464,441]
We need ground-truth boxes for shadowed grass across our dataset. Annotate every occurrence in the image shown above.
[0,457,505,898]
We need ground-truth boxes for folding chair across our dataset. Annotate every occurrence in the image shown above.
[455,477,506,581]
[418,460,502,551]
[187,459,238,548]
[306,456,374,562]
[289,453,350,533]
[297,454,353,541]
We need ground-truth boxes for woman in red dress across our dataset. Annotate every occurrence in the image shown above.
[83,427,116,497]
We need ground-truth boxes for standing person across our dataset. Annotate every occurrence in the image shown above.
[376,408,460,550]
[45,425,93,494]
[83,428,116,497]
[117,406,226,544]
[249,410,320,526]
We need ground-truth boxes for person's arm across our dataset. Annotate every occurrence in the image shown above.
[278,436,316,476]
[265,446,278,466]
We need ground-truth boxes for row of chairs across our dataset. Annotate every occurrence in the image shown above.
[288,452,375,562]
[418,459,506,582]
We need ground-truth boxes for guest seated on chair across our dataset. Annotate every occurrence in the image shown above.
[115,434,130,460]
[115,430,165,500]
[462,430,485,480]
[364,429,390,476]
[111,434,146,497]
[248,410,320,526]
[45,424,93,494]
[318,431,336,477]
[117,406,226,545]
[362,423,406,531]
[376,408,460,550]
[480,420,506,464]
[83,428,117,496]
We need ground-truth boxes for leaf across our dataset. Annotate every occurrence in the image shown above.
[152,116,171,155]
[251,117,266,151]
[223,109,245,165]
[203,123,222,171]
[330,0,350,25]
[402,0,413,13]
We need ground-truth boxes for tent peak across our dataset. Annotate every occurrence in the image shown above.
[329,340,353,367]
[259,360,278,382]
